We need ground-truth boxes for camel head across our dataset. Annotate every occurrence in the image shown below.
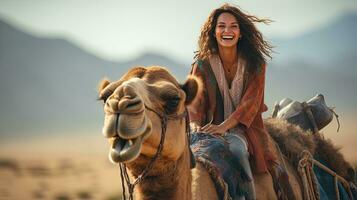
[98,66,201,167]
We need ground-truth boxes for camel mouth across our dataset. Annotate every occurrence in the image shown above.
[109,120,152,163]
[110,136,143,163]
[118,113,149,139]
[102,111,149,138]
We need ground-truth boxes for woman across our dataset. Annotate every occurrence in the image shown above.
[188,4,278,200]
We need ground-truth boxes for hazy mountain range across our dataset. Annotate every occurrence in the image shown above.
[271,13,357,67]
[0,13,356,139]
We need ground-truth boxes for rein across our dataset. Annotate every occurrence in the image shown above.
[119,105,188,200]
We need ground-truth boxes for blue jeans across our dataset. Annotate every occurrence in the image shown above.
[224,133,256,200]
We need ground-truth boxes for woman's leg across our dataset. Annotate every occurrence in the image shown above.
[225,134,256,200]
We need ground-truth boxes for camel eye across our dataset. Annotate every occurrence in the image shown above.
[164,96,180,114]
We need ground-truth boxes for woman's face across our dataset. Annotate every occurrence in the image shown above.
[215,12,240,49]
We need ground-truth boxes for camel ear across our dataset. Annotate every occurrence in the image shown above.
[98,78,111,97]
[180,75,203,105]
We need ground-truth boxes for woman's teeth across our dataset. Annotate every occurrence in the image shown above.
[222,35,234,40]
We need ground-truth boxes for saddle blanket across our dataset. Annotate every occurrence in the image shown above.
[314,159,357,200]
[190,132,249,200]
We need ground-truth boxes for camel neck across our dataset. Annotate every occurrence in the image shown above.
[131,146,192,200]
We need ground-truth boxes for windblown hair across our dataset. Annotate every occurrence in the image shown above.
[196,3,273,73]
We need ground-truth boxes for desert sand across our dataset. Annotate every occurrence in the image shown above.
[0,134,123,200]
[0,114,356,200]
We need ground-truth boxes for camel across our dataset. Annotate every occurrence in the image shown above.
[99,66,302,200]
[97,66,307,200]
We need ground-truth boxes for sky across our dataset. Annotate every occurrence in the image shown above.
[0,0,357,62]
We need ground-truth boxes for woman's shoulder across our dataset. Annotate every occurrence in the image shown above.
[190,58,214,81]
[192,58,210,70]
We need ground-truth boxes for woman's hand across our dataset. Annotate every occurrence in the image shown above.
[201,116,241,135]
[190,122,202,133]
[201,124,227,135]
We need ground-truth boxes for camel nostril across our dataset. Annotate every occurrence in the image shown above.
[127,99,141,107]
[118,97,143,113]
[107,99,119,111]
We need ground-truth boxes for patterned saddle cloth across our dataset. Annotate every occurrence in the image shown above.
[190,132,250,200]
[314,159,357,200]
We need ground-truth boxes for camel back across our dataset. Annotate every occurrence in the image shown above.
[265,118,357,200]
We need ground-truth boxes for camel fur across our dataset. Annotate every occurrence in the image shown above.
[98,66,354,200]
[265,118,356,184]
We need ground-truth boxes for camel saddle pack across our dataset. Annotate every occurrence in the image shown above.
[271,94,339,134]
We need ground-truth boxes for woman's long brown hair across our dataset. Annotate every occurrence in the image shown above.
[196,3,273,73]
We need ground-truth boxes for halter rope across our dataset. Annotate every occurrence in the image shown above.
[119,106,188,200]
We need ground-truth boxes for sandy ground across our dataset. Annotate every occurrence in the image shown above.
[0,156,123,200]
[0,114,356,200]
[0,135,123,200]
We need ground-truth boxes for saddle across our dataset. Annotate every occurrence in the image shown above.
[190,132,250,200]
[272,94,339,133]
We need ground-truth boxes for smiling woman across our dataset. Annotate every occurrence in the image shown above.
[188,3,295,199]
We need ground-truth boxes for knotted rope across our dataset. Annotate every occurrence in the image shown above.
[298,150,355,200]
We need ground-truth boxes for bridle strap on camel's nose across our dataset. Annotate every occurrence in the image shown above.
[119,105,189,200]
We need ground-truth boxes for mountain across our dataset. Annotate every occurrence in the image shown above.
[271,12,357,71]
[0,19,189,138]
[265,12,357,113]
[0,12,356,139]
[265,59,357,112]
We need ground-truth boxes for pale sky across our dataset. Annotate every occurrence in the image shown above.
[0,0,356,62]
